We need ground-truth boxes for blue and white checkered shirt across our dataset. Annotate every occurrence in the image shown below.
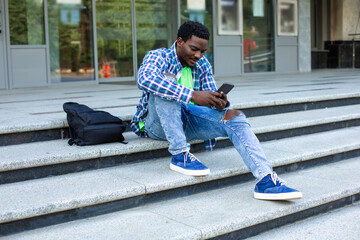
[131,41,218,151]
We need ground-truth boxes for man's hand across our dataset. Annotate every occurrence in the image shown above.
[191,91,228,110]
[218,91,228,107]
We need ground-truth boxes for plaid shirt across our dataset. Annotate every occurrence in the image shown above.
[131,41,218,151]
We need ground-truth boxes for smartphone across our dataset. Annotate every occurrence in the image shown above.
[217,83,234,95]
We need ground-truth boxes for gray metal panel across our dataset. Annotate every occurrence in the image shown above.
[214,46,242,76]
[273,0,301,74]
[0,1,7,89]
[275,33,299,72]
[43,0,51,87]
[0,43,5,89]
[11,48,47,88]
[212,0,242,77]
[276,46,298,72]
[91,0,99,84]
[276,36,298,46]
[0,40,6,89]
[214,35,242,46]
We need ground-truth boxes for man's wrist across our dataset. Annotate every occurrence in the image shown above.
[224,100,230,108]
[190,90,198,103]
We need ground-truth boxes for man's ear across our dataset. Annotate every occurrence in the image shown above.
[177,37,184,47]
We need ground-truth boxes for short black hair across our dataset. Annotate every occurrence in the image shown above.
[177,21,210,42]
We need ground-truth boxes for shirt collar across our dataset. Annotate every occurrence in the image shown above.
[169,41,182,71]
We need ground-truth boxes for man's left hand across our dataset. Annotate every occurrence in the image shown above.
[213,91,228,110]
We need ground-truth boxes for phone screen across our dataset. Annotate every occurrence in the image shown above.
[217,83,234,94]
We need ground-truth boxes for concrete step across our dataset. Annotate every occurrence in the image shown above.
[249,202,360,240]
[250,104,360,141]
[0,105,360,184]
[3,156,360,239]
[2,105,360,184]
[249,104,360,134]
[1,127,360,235]
[1,93,360,146]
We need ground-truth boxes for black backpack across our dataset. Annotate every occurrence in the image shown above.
[63,102,126,146]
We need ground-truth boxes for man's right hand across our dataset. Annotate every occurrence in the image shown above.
[191,91,227,110]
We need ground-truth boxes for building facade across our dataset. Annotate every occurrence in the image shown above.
[0,0,359,89]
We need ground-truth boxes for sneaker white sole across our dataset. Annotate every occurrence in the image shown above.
[170,163,210,176]
[254,191,303,200]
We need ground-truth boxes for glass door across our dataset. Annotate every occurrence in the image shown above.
[135,0,174,69]
[243,0,275,72]
[48,0,95,83]
[96,0,134,81]
[96,0,176,82]
[8,0,48,88]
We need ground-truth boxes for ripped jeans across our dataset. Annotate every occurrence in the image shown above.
[144,93,273,180]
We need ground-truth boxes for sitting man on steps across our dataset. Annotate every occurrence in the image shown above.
[131,21,302,201]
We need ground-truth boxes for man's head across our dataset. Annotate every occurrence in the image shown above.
[177,21,210,42]
[176,21,210,67]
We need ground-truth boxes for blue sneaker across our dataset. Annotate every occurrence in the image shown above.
[170,151,210,176]
[254,173,302,200]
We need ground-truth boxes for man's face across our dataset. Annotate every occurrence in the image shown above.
[176,36,208,67]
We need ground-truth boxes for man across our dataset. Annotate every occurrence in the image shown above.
[131,21,302,201]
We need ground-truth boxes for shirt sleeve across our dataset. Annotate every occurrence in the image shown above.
[137,50,194,104]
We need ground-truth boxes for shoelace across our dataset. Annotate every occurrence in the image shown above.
[183,151,198,167]
[270,172,287,186]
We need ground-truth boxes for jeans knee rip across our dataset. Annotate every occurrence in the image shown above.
[224,115,250,128]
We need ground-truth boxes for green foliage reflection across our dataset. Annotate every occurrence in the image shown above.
[9,0,45,45]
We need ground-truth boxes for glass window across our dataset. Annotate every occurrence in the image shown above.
[9,0,45,45]
[218,0,242,35]
[243,0,275,72]
[48,0,95,82]
[96,0,133,78]
[180,0,214,67]
[135,0,174,68]
[277,0,298,36]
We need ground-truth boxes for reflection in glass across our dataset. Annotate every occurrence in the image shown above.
[278,0,297,36]
[96,0,133,78]
[48,0,95,82]
[135,0,173,69]
[180,0,214,67]
[218,0,240,35]
[243,0,275,72]
[9,0,45,45]
[280,3,295,32]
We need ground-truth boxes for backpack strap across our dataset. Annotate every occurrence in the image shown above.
[68,138,75,146]
[68,137,83,146]
[67,126,77,146]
